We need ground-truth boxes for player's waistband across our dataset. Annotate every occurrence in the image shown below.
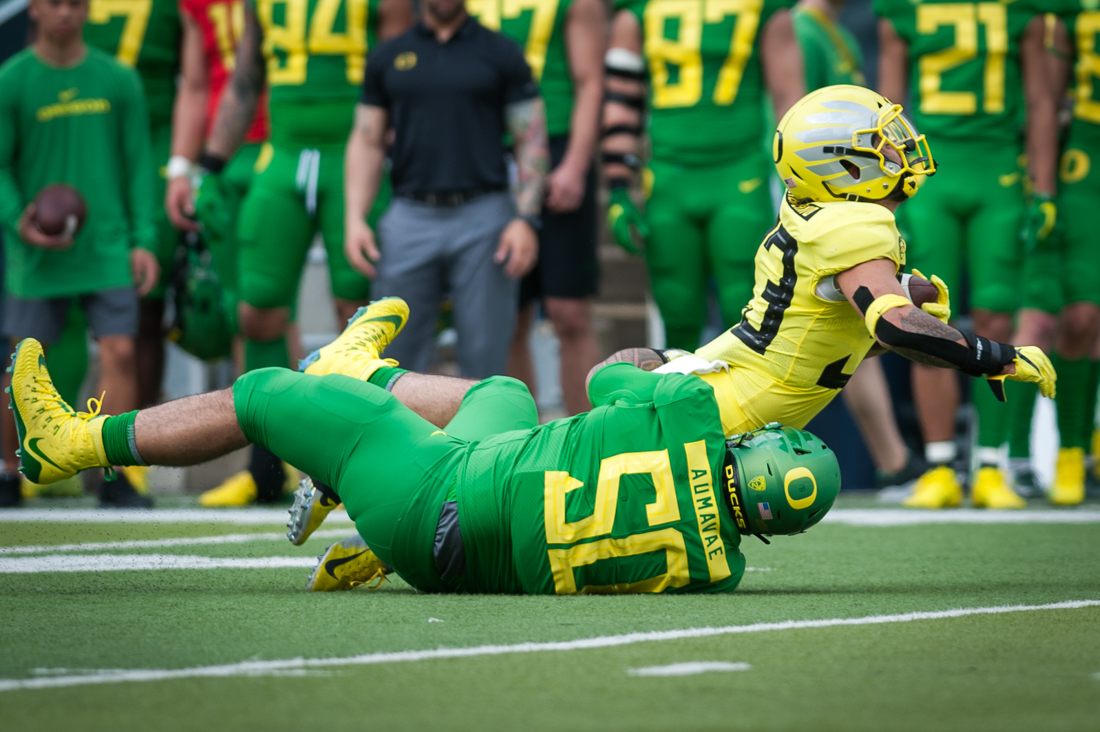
[399,186,508,207]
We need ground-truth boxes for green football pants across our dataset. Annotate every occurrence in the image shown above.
[901,139,1024,314]
[644,154,774,351]
[1057,141,1100,306]
[236,143,391,310]
[233,369,536,592]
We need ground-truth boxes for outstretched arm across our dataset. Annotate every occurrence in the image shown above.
[835,260,1057,399]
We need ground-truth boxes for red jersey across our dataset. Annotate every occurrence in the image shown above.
[179,0,269,143]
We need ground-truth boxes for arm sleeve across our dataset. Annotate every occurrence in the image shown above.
[587,362,666,407]
[498,36,539,104]
[360,47,391,108]
[118,67,157,251]
[0,74,23,230]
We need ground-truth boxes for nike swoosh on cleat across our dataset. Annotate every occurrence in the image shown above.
[365,314,404,328]
[325,551,367,580]
[26,437,63,471]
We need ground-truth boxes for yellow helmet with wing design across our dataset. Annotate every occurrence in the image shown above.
[773,85,936,204]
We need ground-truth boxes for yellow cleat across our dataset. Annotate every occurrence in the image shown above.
[306,534,391,591]
[971,466,1026,509]
[1050,447,1085,506]
[120,465,150,495]
[1091,429,1100,482]
[286,476,341,545]
[7,339,108,485]
[299,297,408,380]
[902,465,962,508]
[22,475,84,499]
[198,470,256,507]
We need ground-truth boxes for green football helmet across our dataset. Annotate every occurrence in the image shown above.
[723,423,840,538]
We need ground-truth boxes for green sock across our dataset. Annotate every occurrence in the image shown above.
[974,376,1010,449]
[100,410,143,466]
[368,365,409,391]
[50,305,88,405]
[1006,381,1038,458]
[244,336,289,372]
[1053,355,1090,449]
[1084,361,1100,449]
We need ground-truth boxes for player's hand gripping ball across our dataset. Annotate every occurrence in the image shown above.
[32,183,87,238]
[193,171,232,243]
[904,269,950,323]
[607,187,650,255]
[986,346,1057,402]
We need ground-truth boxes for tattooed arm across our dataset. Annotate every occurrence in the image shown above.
[205,5,265,161]
[506,97,550,219]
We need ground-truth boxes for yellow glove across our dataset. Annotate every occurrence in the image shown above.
[912,268,951,324]
[986,346,1057,402]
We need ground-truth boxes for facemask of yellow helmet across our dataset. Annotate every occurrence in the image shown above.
[773,85,937,204]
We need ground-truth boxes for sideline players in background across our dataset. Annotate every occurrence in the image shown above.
[877,0,1060,508]
[601,0,805,352]
[469,0,607,417]
[1044,3,1099,505]
[187,0,413,506]
[793,0,926,490]
[0,0,160,507]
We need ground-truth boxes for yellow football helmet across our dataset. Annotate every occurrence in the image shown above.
[774,85,936,204]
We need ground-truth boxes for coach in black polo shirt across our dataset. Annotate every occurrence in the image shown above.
[344,0,549,378]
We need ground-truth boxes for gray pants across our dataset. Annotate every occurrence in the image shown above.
[374,193,518,378]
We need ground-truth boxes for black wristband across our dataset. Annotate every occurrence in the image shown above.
[607,176,631,190]
[960,332,1016,377]
[601,124,643,139]
[605,91,646,111]
[602,151,642,171]
[197,152,227,174]
[517,213,542,231]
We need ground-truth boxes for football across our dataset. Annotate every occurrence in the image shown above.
[900,272,938,309]
[32,183,87,238]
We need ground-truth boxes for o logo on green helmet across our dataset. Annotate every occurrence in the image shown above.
[783,467,818,510]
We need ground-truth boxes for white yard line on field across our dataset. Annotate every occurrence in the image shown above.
[0,599,1096,692]
[627,662,751,677]
[0,508,353,524]
[0,528,354,555]
[0,554,316,573]
[822,509,1100,526]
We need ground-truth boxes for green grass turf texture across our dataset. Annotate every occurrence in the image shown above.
[1,506,1098,731]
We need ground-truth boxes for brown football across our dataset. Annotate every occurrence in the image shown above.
[901,273,939,309]
[33,183,87,238]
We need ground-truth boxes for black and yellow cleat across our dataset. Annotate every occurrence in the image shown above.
[7,339,108,485]
[306,534,392,591]
[286,476,341,545]
[298,297,408,380]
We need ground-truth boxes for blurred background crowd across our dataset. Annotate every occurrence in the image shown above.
[0,0,1094,509]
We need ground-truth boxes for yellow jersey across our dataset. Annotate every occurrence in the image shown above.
[694,194,906,434]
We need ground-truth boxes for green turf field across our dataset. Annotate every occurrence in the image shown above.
[2,498,1098,731]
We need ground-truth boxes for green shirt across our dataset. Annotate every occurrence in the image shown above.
[1055,0,1100,150]
[874,0,1041,143]
[615,0,793,165]
[254,0,384,147]
[0,48,156,299]
[793,5,864,89]
[457,365,745,595]
[469,0,575,137]
[84,0,182,129]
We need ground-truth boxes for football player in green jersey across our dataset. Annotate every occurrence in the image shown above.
[468,0,607,417]
[877,0,1060,509]
[85,0,181,420]
[188,0,412,503]
[1041,3,1100,505]
[601,0,806,352]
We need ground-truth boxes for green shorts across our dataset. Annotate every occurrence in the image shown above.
[147,124,180,300]
[902,138,1025,315]
[236,143,391,309]
[643,152,775,350]
[232,369,536,592]
[1057,142,1100,306]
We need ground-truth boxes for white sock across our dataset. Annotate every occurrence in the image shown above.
[925,441,957,465]
[977,447,1001,468]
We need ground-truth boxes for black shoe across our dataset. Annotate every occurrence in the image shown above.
[876,452,928,490]
[1011,465,1046,499]
[0,471,22,508]
[99,472,153,508]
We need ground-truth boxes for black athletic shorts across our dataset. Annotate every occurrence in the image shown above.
[520,135,599,306]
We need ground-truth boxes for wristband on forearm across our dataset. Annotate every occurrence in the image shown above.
[197,152,227,174]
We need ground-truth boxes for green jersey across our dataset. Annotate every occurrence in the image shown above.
[254,0,383,146]
[1055,1,1100,150]
[457,365,745,595]
[468,0,575,137]
[84,0,182,128]
[615,0,793,165]
[0,48,156,299]
[874,0,1041,143]
[793,5,864,89]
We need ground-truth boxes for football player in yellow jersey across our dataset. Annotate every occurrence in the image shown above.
[590,86,1056,503]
